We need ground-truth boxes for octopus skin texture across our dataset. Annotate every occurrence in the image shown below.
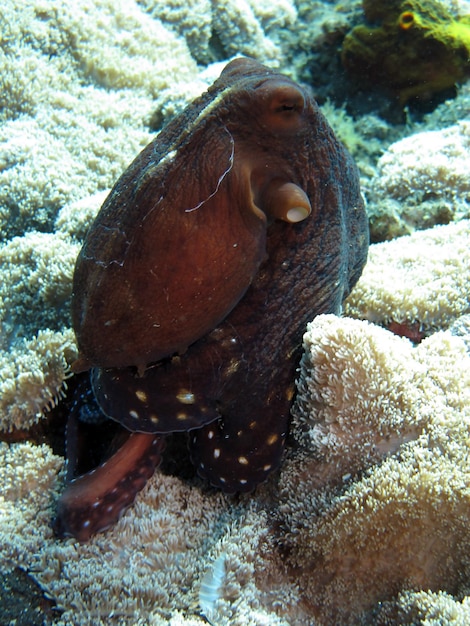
[55,57,369,542]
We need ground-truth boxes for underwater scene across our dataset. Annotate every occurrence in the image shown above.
[1,0,470,624]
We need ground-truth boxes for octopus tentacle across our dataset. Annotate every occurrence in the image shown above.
[54,433,164,542]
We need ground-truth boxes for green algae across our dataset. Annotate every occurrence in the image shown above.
[341,0,470,104]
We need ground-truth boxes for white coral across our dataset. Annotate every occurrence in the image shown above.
[375,121,470,203]
[280,314,470,624]
[0,232,80,430]
[366,121,470,240]
[293,314,470,469]
[0,329,77,431]
[344,220,470,329]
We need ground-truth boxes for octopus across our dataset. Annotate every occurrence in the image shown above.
[54,57,369,542]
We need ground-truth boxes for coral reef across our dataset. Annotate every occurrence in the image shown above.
[317,99,391,162]
[1,0,470,624]
[0,0,195,434]
[366,121,470,240]
[341,0,470,104]
[278,314,470,624]
[378,589,470,624]
[137,0,296,65]
[0,231,79,430]
[0,329,76,432]
[2,313,470,625]
[378,121,470,208]
[58,56,367,541]
[344,220,470,331]
[0,444,283,625]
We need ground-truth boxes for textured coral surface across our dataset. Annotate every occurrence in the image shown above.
[1,0,470,624]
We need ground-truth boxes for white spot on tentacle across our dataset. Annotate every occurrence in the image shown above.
[176,390,195,404]
[135,389,148,403]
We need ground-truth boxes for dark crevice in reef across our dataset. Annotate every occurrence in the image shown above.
[0,569,59,626]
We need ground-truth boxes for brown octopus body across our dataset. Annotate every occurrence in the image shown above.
[55,57,368,542]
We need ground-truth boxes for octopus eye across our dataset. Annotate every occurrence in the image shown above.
[268,85,305,129]
[256,80,306,132]
[269,85,305,115]
[399,11,415,30]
